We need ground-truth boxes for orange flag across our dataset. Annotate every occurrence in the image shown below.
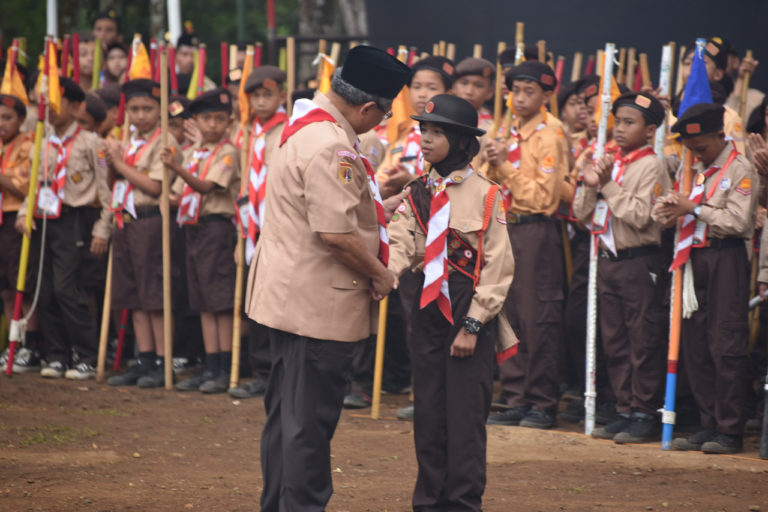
[239,47,254,126]
[128,34,152,80]
[386,86,414,144]
[46,39,61,115]
[594,53,621,132]
[0,43,29,105]
[317,55,335,94]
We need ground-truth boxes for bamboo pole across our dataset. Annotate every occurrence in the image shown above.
[229,44,238,71]
[438,40,446,57]
[624,48,636,89]
[739,50,754,122]
[473,44,483,58]
[675,45,687,95]
[617,47,627,84]
[654,45,673,159]
[92,38,102,90]
[160,44,173,390]
[490,41,507,137]
[314,39,327,85]
[571,52,583,82]
[432,43,439,56]
[370,297,389,419]
[446,42,456,61]
[514,22,525,64]
[286,37,295,116]
[639,53,651,88]
[96,245,113,381]
[537,40,546,62]
[329,41,341,66]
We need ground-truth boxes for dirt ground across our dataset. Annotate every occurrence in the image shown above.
[1,373,767,512]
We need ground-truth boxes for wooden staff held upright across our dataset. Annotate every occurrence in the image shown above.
[160,44,174,390]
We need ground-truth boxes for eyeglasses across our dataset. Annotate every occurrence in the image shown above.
[383,111,393,120]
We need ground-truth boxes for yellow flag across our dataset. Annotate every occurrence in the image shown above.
[47,39,61,115]
[594,53,621,132]
[187,49,200,100]
[386,86,414,144]
[129,35,152,80]
[239,48,254,126]
[0,46,29,105]
[317,55,335,94]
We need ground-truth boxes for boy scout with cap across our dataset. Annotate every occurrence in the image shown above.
[15,78,112,380]
[165,88,240,393]
[75,93,107,134]
[104,78,182,388]
[92,9,121,47]
[388,93,515,512]
[453,57,495,131]
[653,102,757,454]
[245,45,409,512]
[94,84,121,138]
[485,60,567,429]
[0,93,42,373]
[573,92,671,443]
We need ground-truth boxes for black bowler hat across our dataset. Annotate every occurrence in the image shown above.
[59,77,86,103]
[671,103,724,138]
[506,61,557,91]
[122,78,161,103]
[411,94,486,136]
[612,91,665,126]
[189,87,233,115]
[341,45,411,100]
[244,65,286,93]
[0,94,26,118]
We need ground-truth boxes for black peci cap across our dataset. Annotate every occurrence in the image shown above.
[612,91,665,126]
[506,61,557,91]
[410,56,455,90]
[671,103,724,138]
[411,94,486,136]
[176,32,199,50]
[188,87,233,115]
[340,45,411,100]
[122,78,161,103]
[244,66,286,93]
[95,9,120,25]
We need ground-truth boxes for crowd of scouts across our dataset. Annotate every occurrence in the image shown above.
[2,10,768,511]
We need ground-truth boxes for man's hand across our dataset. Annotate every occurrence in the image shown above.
[90,236,109,257]
[450,329,478,358]
[383,186,410,223]
[760,283,768,301]
[595,154,615,187]
[738,57,759,79]
[15,213,35,237]
[642,85,671,111]
[380,165,413,199]
[371,269,398,301]
[747,133,768,176]
[484,139,508,167]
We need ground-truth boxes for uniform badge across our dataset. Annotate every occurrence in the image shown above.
[634,95,652,109]
[397,204,407,213]
[391,213,400,222]
[736,177,752,196]
[453,175,463,183]
[719,177,731,191]
[540,155,556,173]
[338,161,353,184]
[337,150,357,160]
[653,183,663,197]
[686,123,701,135]
[695,173,705,186]
[72,172,82,184]
[263,78,277,91]
[222,155,234,168]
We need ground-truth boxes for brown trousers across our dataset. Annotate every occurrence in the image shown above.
[598,249,668,415]
[682,244,750,436]
[500,220,564,412]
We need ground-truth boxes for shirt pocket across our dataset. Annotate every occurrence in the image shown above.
[331,264,371,290]
[448,216,483,247]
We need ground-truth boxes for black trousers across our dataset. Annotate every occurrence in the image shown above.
[412,272,495,512]
[34,208,100,365]
[246,319,271,378]
[260,328,358,512]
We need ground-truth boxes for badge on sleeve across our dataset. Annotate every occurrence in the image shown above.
[338,160,353,184]
[736,177,752,196]
[540,155,556,173]
[719,177,731,191]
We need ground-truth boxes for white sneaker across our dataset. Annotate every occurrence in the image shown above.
[41,361,67,378]
[11,347,41,373]
[65,362,96,380]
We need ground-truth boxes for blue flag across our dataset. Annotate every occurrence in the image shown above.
[678,38,714,117]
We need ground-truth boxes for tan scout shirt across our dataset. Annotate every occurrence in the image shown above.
[726,88,765,128]
[179,140,240,218]
[26,121,113,239]
[573,150,670,250]
[387,167,514,324]
[126,125,182,208]
[245,92,381,342]
[759,219,768,283]
[493,111,568,216]
[1,132,33,212]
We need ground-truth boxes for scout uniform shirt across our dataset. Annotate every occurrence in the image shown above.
[358,128,385,170]
[491,110,568,216]
[245,92,381,343]
[376,120,423,184]
[173,140,240,220]
[572,146,671,251]
[126,125,182,209]
[387,166,514,325]
[26,122,113,240]
[1,131,33,214]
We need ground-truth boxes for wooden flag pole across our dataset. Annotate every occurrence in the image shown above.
[571,52,583,82]
[473,44,483,59]
[160,44,173,390]
[432,43,439,56]
[667,42,677,90]
[617,47,627,84]
[537,40,546,62]
[315,39,327,85]
[639,53,652,89]
[654,45,673,159]
[514,22,525,64]
[438,40,447,57]
[739,49,754,122]
[625,47,637,89]
[286,37,295,116]
[490,41,507,138]
[96,244,114,381]
[370,296,389,420]
[229,44,238,71]
[446,42,456,61]
[92,38,102,90]
[329,41,342,67]
[675,45,687,95]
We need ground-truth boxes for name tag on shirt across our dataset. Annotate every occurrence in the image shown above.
[36,185,61,218]
[592,199,610,232]
[692,220,708,247]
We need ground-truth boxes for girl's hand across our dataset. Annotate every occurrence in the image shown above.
[450,329,478,358]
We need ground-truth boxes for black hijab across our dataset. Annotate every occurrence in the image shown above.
[429,123,481,177]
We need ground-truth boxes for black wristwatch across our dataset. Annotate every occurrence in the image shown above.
[463,317,483,335]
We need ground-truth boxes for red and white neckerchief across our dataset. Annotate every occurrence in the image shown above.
[177,140,228,225]
[111,127,160,229]
[374,124,388,146]
[499,120,547,211]
[478,110,493,127]
[233,126,245,149]
[572,136,588,159]
[669,149,739,271]
[420,168,473,323]
[36,126,81,219]
[245,107,288,250]
[356,140,389,266]
[401,124,425,176]
[0,135,20,225]
[590,145,656,255]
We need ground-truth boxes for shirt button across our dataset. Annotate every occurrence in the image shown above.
[353,280,358,286]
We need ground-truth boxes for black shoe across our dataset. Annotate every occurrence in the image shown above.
[397,404,414,420]
[175,369,218,392]
[560,398,585,423]
[671,428,716,451]
[200,374,230,394]
[137,366,170,388]
[520,409,556,429]
[343,391,372,409]
[701,433,743,454]
[596,401,618,425]
[613,412,660,444]
[228,378,267,398]
[490,396,512,411]
[591,414,631,440]
[108,362,150,386]
[487,406,530,426]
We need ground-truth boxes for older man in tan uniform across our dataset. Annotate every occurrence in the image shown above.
[245,45,410,512]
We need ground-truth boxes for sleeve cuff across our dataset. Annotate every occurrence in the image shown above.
[601,180,621,198]
[466,302,491,325]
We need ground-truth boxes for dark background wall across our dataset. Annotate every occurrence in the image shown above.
[366,0,768,92]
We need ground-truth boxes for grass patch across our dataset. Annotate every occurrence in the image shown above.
[567,486,586,495]
[17,425,101,447]
[200,416,215,425]
[80,408,131,418]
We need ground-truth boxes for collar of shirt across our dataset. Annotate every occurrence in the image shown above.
[427,166,471,188]
[138,123,161,140]
[48,120,79,143]
[514,110,546,140]
[313,91,358,148]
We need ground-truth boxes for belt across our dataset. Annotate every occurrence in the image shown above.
[200,214,231,224]
[697,237,745,250]
[599,245,660,262]
[506,212,551,225]
[123,206,161,224]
